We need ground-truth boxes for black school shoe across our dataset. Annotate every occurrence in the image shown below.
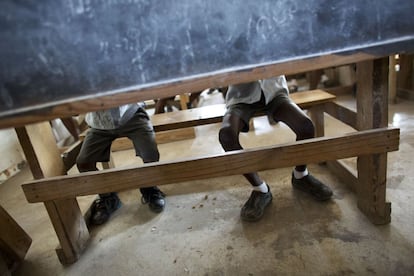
[291,173,333,201]
[141,187,166,213]
[240,185,273,222]
[90,193,122,225]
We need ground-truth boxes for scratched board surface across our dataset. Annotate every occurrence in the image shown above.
[1,0,414,117]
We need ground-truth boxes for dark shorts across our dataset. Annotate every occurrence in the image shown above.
[225,92,292,132]
[77,109,159,164]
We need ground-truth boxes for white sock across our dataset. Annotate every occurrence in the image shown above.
[253,182,268,193]
[293,168,309,179]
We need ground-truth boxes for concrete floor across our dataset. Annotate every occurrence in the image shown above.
[1,91,414,275]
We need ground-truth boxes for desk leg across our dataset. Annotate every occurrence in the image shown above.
[17,123,91,263]
[44,199,90,265]
[356,58,391,224]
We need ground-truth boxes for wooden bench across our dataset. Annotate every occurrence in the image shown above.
[150,89,335,132]
[64,89,336,170]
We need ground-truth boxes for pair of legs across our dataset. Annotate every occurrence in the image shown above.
[219,94,313,185]
[219,93,332,221]
[77,111,165,225]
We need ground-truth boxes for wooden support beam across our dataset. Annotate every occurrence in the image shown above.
[324,102,357,129]
[15,122,90,264]
[356,58,391,225]
[0,204,32,273]
[308,105,325,138]
[44,199,89,265]
[22,127,399,203]
[326,160,358,192]
[0,53,374,130]
[110,127,196,152]
[389,55,398,103]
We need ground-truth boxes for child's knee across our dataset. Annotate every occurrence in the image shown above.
[141,148,160,163]
[300,118,315,139]
[219,126,239,150]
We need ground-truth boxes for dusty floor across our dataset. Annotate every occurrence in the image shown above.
[1,91,414,275]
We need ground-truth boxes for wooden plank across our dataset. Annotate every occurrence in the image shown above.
[14,127,44,180]
[389,55,398,103]
[15,122,66,178]
[15,122,90,264]
[324,84,354,95]
[151,89,336,132]
[308,105,325,137]
[326,160,358,192]
[397,54,414,90]
[76,127,196,157]
[77,89,335,138]
[290,89,337,108]
[0,53,373,130]
[2,1,414,129]
[22,127,399,203]
[357,153,390,224]
[0,204,32,271]
[109,127,196,152]
[156,127,196,144]
[324,102,357,129]
[397,88,414,100]
[179,93,190,110]
[356,58,391,224]
[44,199,90,265]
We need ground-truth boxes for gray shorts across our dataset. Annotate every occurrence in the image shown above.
[77,109,159,164]
[225,92,292,132]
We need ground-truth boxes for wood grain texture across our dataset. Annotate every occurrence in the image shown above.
[22,127,399,203]
[0,204,32,267]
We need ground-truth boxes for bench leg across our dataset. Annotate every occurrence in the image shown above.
[357,153,391,224]
[355,58,391,224]
[308,105,325,138]
[44,198,89,265]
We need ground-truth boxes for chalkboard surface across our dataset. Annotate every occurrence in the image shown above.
[1,0,414,119]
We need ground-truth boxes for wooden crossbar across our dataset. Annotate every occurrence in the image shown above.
[23,127,399,203]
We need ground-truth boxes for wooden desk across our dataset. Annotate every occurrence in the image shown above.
[1,0,413,265]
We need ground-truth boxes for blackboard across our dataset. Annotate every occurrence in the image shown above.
[1,0,414,122]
